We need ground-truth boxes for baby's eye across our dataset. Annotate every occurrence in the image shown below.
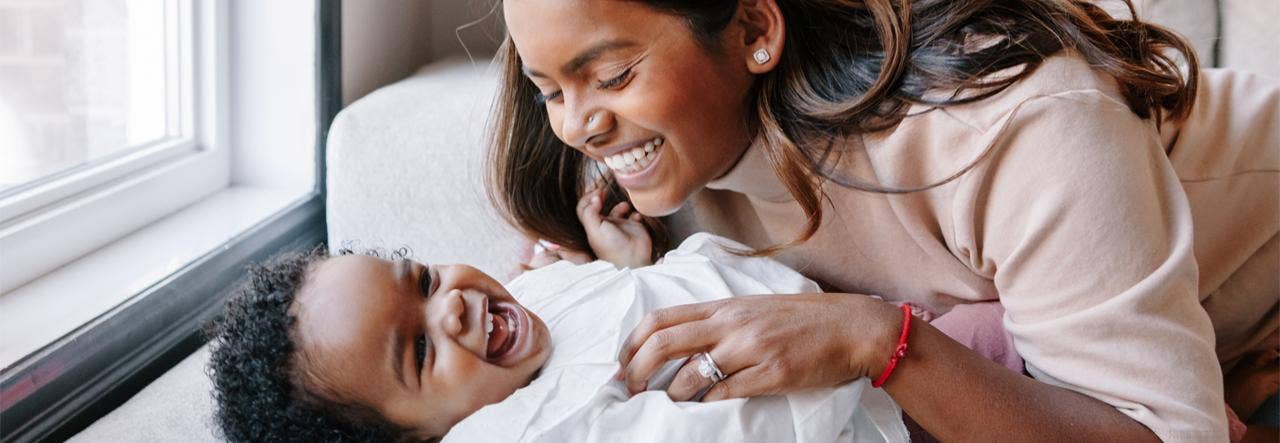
[414,335,429,373]
[418,265,436,297]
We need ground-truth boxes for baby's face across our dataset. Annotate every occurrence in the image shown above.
[292,255,552,438]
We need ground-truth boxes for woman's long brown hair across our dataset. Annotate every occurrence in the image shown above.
[487,0,1198,257]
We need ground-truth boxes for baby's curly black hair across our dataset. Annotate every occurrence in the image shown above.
[205,247,417,442]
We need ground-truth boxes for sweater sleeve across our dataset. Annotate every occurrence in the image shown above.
[951,91,1227,441]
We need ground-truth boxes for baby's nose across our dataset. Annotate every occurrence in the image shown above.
[438,289,466,337]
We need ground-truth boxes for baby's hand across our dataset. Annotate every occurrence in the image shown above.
[576,188,653,268]
[518,241,593,274]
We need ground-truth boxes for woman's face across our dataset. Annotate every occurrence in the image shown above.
[505,0,758,216]
[292,256,551,438]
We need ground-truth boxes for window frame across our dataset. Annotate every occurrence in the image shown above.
[0,1,339,440]
[0,0,227,294]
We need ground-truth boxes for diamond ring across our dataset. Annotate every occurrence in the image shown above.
[696,352,725,384]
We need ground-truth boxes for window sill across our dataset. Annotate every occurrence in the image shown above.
[0,185,308,369]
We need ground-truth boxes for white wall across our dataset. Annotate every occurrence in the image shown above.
[429,0,502,62]
[341,0,501,106]
[341,0,433,106]
[228,0,316,189]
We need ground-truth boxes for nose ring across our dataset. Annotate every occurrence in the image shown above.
[587,114,597,124]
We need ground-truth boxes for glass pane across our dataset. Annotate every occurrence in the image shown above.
[0,0,171,193]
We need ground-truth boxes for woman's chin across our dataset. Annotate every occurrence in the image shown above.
[626,190,686,217]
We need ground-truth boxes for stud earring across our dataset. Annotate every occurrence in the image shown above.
[753,48,771,65]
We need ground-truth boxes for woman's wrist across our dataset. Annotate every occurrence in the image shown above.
[844,296,907,381]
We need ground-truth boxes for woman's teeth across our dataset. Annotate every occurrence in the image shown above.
[602,137,663,174]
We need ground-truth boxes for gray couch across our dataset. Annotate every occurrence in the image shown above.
[74,1,1278,439]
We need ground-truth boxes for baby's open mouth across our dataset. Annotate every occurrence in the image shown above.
[484,303,520,360]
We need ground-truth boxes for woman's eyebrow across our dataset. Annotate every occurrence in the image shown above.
[523,39,639,79]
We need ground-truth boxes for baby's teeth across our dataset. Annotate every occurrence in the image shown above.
[624,152,637,165]
[485,312,494,334]
[644,141,654,153]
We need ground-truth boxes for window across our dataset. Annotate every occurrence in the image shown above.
[0,0,336,439]
[0,0,224,295]
[0,0,179,194]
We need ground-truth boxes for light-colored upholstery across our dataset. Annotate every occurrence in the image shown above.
[1220,0,1280,76]
[75,2,1276,439]
[325,60,524,279]
[71,347,220,442]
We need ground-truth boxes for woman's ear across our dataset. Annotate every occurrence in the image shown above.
[735,0,785,74]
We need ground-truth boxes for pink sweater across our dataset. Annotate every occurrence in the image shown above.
[677,53,1278,441]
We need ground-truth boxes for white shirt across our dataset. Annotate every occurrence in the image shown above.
[443,233,908,442]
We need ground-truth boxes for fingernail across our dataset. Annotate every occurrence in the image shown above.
[590,195,600,205]
[547,243,560,250]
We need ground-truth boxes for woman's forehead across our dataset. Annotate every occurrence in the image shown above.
[504,0,678,68]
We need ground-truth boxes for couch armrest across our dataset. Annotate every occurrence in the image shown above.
[326,58,525,279]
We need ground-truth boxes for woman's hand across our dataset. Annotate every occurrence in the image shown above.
[576,188,653,268]
[614,293,902,401]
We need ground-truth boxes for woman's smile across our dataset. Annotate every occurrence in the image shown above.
[504,0,758,216]
[600,136,665,188]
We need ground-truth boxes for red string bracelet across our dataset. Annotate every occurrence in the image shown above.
[871,304,914,388]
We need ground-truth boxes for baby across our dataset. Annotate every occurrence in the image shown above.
[207,191,909,441]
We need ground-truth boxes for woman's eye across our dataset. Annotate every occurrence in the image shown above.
[414,335,428,373]
[534,90,562,104]
[418,265,435,298]
[597,67,633,90]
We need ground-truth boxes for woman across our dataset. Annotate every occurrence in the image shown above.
[487,0,1279,440]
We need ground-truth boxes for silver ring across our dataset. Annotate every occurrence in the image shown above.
[587,114,597,124]
[696,352,725,384]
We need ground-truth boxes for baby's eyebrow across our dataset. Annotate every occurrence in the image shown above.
[391,326,407,388]
[390,259,409,387]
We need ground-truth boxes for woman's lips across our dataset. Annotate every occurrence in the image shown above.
[613,142,664,190]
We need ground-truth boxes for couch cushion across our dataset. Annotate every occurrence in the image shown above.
[1220,0,1280,76]
[71,347,220,442]
[326,59,525,280]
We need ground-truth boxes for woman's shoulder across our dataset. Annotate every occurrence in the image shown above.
[860,52,1136,191]
[926,51,1130,132]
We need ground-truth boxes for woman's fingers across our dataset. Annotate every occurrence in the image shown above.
[616,303,719,372]
[666,349,737,402]
[701,364,773,402]
[618,319,721,394]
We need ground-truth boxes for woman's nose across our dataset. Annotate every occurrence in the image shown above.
[561,105,612,148]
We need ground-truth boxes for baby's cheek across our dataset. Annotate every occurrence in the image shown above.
[465,368,526,409]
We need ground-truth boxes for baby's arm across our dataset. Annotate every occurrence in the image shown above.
[575,188,653,268]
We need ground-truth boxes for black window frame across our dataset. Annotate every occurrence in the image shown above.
[0,1,341,440]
